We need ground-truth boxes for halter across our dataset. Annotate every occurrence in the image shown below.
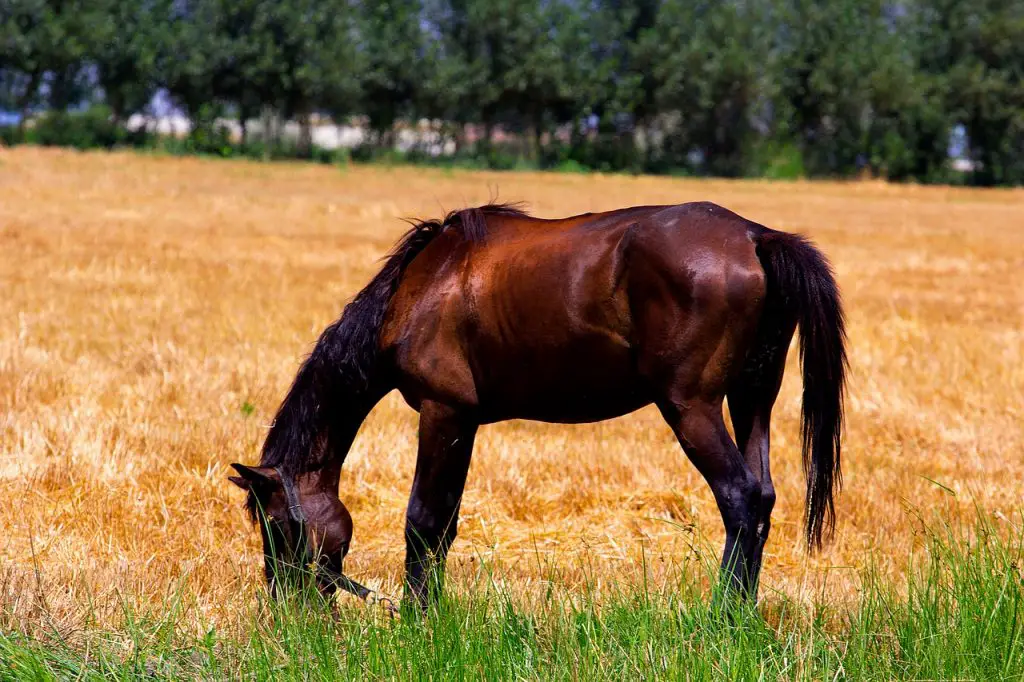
[270,466,397,614]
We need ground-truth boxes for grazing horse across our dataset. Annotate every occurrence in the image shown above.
[229,202,847,607]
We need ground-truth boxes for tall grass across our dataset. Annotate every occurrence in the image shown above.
[2,513,1021,681]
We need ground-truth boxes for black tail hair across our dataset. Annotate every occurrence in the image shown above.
[756,229,847,550]
[247,203,528,519]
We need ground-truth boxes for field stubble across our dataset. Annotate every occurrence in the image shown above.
[1,147,1022,639]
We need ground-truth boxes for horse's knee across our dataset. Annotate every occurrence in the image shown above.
[405,500,457,553]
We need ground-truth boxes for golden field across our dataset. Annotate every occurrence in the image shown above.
[1,147,1022,633]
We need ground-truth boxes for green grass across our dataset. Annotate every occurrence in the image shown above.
[3,513,1022,680]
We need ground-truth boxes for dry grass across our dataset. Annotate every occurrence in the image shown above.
[1,147,1022,634]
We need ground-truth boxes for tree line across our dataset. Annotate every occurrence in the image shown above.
[2,0,1022,185]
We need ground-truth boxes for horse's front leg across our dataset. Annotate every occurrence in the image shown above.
[404,400,478,612]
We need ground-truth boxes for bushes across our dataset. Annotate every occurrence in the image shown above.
[0,109,354,166]
[0,112,968,184]
[2,106,152,150]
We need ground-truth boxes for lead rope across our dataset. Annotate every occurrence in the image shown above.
[336,574,399,616]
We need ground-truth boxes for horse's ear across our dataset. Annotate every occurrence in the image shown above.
[228,476,250,490]
[229,463,280,490]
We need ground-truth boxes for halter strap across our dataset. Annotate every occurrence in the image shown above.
[274,466,307,525]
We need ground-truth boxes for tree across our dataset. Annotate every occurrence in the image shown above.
[914,0,1024,185]
[163,0,361,152]
[502,0,588,159]
[769,0,928,177]
[91,0,172,123]
[209,0,291,146]
[860,27,949,182]
[635,0,771,176]
[423,0,592,159]
[421,0,515,152]
[0,0,99,128]
[163,0,227,134]
[594,0,661,164]
[355,0,424,146]
[230,0,361,153]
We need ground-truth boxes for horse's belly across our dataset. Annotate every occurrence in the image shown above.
[473,341,650,424]
[478,389,650,424]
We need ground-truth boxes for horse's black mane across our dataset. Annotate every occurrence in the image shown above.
[244,203,528,521]
[404,202,530,243]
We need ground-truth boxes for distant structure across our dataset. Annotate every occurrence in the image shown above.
[123,114,456,156]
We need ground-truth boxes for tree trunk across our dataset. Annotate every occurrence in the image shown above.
[16,70,42,135]
[531,108,543,163]
[298,111,313,158]
[454,122,467,155]
[261,107,274,160]
[108,93,123,128]
[482,119,494,156]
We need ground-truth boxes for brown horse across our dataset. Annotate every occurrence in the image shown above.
[229,201,847,608]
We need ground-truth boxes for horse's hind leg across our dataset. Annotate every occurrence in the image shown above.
[404,400,478,610]
[624,220,769,598]
[726,387,777,598]
[728,312,796,597]
[659,399,762,599]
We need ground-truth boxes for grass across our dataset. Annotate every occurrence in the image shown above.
[1,147,1022,677]
[2,513,1022,680]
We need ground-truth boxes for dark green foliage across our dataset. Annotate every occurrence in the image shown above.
[636,0,773,176]
[771,0,925,178]
[4,104,150,148]
[0,0,106,121]
[355,0,423,143]
[1,0,1021,185]
[915,0,1024,185]
[90,0,171,123]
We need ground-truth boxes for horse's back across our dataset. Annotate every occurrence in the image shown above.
[385,202,769,421]
[460,209,648,421]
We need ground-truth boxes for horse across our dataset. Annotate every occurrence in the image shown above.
[229,201,847,609]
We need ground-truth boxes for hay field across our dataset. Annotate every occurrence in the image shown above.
[1,147,1022,634]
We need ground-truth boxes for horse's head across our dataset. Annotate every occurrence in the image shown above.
[229,463,353,597]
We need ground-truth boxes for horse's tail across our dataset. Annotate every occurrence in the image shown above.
[756,229,848,551]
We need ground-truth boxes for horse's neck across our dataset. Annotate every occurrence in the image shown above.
[318,389,387,471]
[293,462,342,496]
